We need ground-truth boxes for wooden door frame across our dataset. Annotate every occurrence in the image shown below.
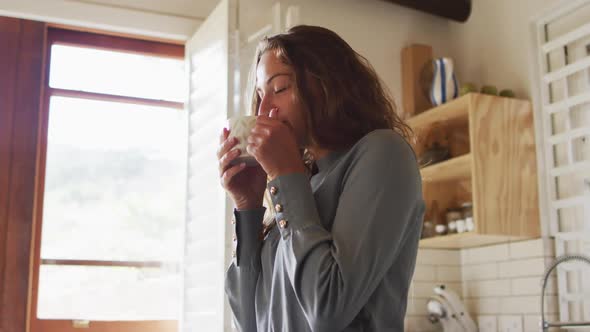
[0,16,46,332]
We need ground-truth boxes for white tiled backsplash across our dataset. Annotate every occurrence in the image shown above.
[405,238,558,332]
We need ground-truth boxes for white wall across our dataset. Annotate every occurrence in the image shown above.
[0,0,566,98]
[447,0,559,100]
[285,0,563,104]
[292,0,455,114]
[236,0,563,121]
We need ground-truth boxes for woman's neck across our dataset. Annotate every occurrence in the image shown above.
[307,146,331,160]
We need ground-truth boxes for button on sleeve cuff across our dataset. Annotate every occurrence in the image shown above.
[267,172,322,235]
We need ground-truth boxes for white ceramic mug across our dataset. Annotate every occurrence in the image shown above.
[227,115,258,166]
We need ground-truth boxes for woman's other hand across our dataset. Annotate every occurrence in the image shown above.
[247,108,306,180]
[217,128,267,210]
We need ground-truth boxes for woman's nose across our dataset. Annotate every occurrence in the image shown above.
[258,95,274,116]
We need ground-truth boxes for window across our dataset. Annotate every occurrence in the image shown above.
[31,28,186,332]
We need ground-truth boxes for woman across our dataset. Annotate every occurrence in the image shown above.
[218,25,424,332]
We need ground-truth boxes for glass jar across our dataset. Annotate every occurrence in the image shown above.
[456,216,466,233]
[461,202,474,232]
[445,209,462,234]
[434,222,448,236]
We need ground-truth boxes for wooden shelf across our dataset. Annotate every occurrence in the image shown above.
[408,93,540,249]
[420,154,471,182]
[406,93,470,129]
[419,232,533,249]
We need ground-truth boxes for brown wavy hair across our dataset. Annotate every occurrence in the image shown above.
[249,25,413,151]
[248,25,414,233]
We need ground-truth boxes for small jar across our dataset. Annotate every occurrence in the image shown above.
[456,217,466,233]
[445,209,462,234]
[461,202,474,232]
[434,222,447,236]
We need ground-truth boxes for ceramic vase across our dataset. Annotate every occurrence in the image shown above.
[429,57,458,106]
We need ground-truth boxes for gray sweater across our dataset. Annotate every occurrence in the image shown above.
[225,129,425,332]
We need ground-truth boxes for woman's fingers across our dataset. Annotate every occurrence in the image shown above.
[218,148,241,175]
[220,162,247,188]
[246,132,265,155]
[250,118,279,144]
[219,127,228,143]
[218,128,229,151]
[217,128,245,177]
[247,130,264,144]
[246,141,257,158]
[217,133,238,159]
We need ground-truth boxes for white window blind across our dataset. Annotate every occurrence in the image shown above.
[182,0,238,330]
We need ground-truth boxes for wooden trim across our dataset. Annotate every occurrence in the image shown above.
[28,18,52,332]
[44,27,186,109]
[47,23,186,46]
[420,153,472,183]
[0,17,46,332]
[419,233,534,249]
[50,88,184,110]
[0,16,22,332]
[40,259,180,269]
[35,319,177,332]
[27,21,49,332]
[470,94,540,237]
[406,92,469,130]
[47,27,184,59]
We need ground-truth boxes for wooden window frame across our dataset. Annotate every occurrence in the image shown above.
[29,27,184,332]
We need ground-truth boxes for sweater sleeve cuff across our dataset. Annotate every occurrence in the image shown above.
[233,207,265,269]
[267,172,322,237]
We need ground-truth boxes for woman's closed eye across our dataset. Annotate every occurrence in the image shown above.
[274,86,289,94]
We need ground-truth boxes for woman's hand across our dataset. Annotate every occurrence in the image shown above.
[217,128,267,210]
[247,109,306,180]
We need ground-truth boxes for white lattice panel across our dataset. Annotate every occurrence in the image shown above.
[534,0,590,325]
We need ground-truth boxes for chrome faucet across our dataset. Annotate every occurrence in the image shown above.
[540,254,590,331]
